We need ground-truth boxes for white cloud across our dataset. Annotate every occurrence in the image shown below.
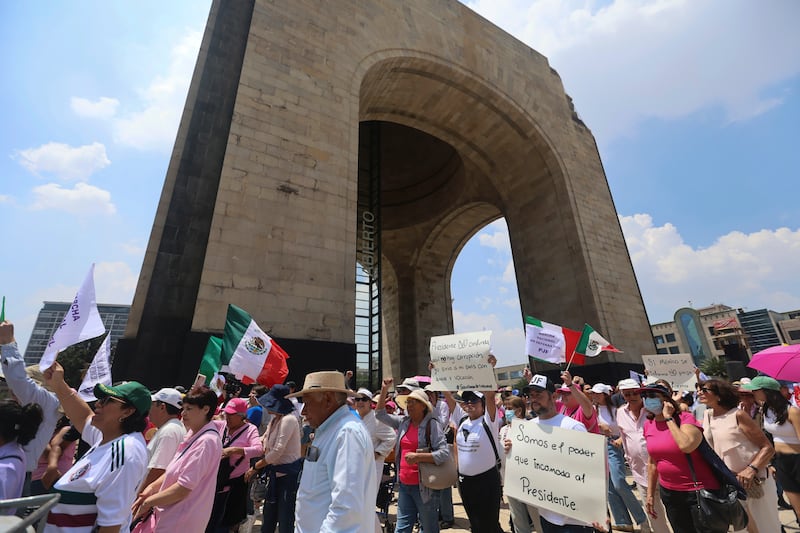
[70,96,120,119]
[15,142,111,181]
[31,182,116,215]
[94,261,138,304]
[113,30,203,151]
[0,195,12,203]
[453,310,526,367]
[121,242,145,256]
[464,0,800,144]
[620,214,800,323]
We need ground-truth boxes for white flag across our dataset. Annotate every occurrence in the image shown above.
[77,335,112,401]
[39,264,107,371]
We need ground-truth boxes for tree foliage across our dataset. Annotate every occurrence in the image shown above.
[699,356,728,379]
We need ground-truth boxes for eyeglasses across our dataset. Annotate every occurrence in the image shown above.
[621,391,639,397]
[354,397,371,402]
[97,396,128,407]
[699,387,713,393]
[640,392,660,399]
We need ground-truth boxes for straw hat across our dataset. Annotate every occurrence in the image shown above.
[286,371,354,398]
[395,389,433,413]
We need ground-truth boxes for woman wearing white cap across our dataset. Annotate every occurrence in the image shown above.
[376,378,449,533]
[590,383,650,532]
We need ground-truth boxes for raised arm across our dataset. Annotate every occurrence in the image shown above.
[561,370,594,418]
[42,361,94,434]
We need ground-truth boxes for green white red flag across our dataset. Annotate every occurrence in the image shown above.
[222,304,289,387]
[525,316,581,364]
[569,323,622,365]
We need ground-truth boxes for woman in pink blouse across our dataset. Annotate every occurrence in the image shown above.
[245,384,302,533]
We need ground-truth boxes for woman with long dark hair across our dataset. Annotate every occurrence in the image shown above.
[699,378,779,532]
[641,383,726,533]
[0,400,43,506]
[133,386,222,532]
[744,376,800,518]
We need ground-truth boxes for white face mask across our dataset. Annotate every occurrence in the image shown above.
[643,397,664,414]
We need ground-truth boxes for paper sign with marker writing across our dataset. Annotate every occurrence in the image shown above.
[642,353,697,390]
[428,331,496,391]
[504,419,607,526]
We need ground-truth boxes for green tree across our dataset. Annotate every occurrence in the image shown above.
[699,357,728,379]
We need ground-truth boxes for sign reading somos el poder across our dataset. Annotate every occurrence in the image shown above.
[504,419,608,526]
[642,353,697,391]
[428,331,497,391]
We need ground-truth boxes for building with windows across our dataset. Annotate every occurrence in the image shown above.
[494,363,527,389]
[24,302,130,365]
[650,304,800,366]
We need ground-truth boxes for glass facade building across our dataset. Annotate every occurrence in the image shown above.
[24,301,130,365]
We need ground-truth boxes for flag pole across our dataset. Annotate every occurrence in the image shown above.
[564,348,578,373]
[0,296,5,322]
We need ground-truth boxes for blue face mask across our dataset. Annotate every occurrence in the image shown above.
[506,411,515,422]
[643,397,664,414]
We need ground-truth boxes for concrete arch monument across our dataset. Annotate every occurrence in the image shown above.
[115,0,654,388]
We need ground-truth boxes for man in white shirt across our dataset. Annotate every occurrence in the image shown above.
[505,374,593,532]
[289,371,377,533]
[138,387,186,492]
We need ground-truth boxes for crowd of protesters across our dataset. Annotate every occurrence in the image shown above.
[2,314,800,533]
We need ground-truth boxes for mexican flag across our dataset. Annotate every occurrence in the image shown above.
[199,335,224,383]
[569,323,622,365]
[525,316,581,364]
[222,304,289,387]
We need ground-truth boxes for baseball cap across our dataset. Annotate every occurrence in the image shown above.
[590,383,613,394]
[528,374,555,393]
[152,387,183,409]
[223,397,249,415]
[355,388,374,401]
[742,376,781,392]
[617,378,640,391]
[456,390,485,403]
[396,377,422,392]
[94,382,152,415]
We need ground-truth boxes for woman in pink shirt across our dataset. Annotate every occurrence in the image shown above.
[132,386,223,532]
[642,383,723,533]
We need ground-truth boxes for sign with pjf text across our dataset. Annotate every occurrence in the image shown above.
[642,353,697,391]
[504,420,607,526]
[428,331,497,391]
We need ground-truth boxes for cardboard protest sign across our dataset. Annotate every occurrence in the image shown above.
[428,331,496,391]
[504,419,607,526]
[642,354,697,390]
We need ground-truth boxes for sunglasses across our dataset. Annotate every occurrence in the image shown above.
[306,445,320,462]
[97,396,128,407]
[699,387,713,393]
[354,397,371,402]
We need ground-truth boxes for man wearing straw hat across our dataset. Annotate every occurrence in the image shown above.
[288,371,377,532]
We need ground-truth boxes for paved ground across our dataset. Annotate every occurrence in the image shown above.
[249,482,800,532]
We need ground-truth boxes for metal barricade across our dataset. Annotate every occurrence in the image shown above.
[0,493,60,533]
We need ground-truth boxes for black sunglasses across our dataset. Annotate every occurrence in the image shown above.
[353,397,371,402]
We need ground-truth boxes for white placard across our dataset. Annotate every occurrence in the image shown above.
[428,331,497,391]
[642,354,697,390]
[504,419,607,526]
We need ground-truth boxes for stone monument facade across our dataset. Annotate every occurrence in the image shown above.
[115,0,655,388]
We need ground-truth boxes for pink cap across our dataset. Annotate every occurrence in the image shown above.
[223,397,248,415]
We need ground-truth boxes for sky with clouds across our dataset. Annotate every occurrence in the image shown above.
[2,1,798,368]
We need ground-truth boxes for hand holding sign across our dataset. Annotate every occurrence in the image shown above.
[428,331,497,391]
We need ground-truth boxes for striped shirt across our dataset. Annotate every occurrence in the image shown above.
[45,418,147,532]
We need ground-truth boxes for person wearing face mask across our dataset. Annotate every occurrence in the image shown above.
[641,383,726,533]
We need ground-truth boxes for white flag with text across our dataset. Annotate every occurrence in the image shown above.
[39,264,106,371]
[78,334,112,401]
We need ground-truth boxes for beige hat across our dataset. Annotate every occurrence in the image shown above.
[286,371,355,398]
[395,389,433,413]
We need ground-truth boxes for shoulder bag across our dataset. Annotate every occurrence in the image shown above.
[685,448,749,531]
[418,419,458,489]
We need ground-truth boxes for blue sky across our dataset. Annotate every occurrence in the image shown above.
[2,1,798,367]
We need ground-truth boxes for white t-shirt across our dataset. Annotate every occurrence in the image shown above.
[450,403,501,476]
[147,418,187,470]
[45,418,148,532]
[531,414,589,527]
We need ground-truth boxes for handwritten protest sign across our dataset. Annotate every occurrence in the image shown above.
[642,353,697,390]
[504,420,607,526]
[428,331,497,391]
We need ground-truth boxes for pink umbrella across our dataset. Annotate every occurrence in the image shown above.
[747,344,800,381]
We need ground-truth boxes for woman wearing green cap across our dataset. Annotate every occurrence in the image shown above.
[42,361,150,533]
[744,375,800,518]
